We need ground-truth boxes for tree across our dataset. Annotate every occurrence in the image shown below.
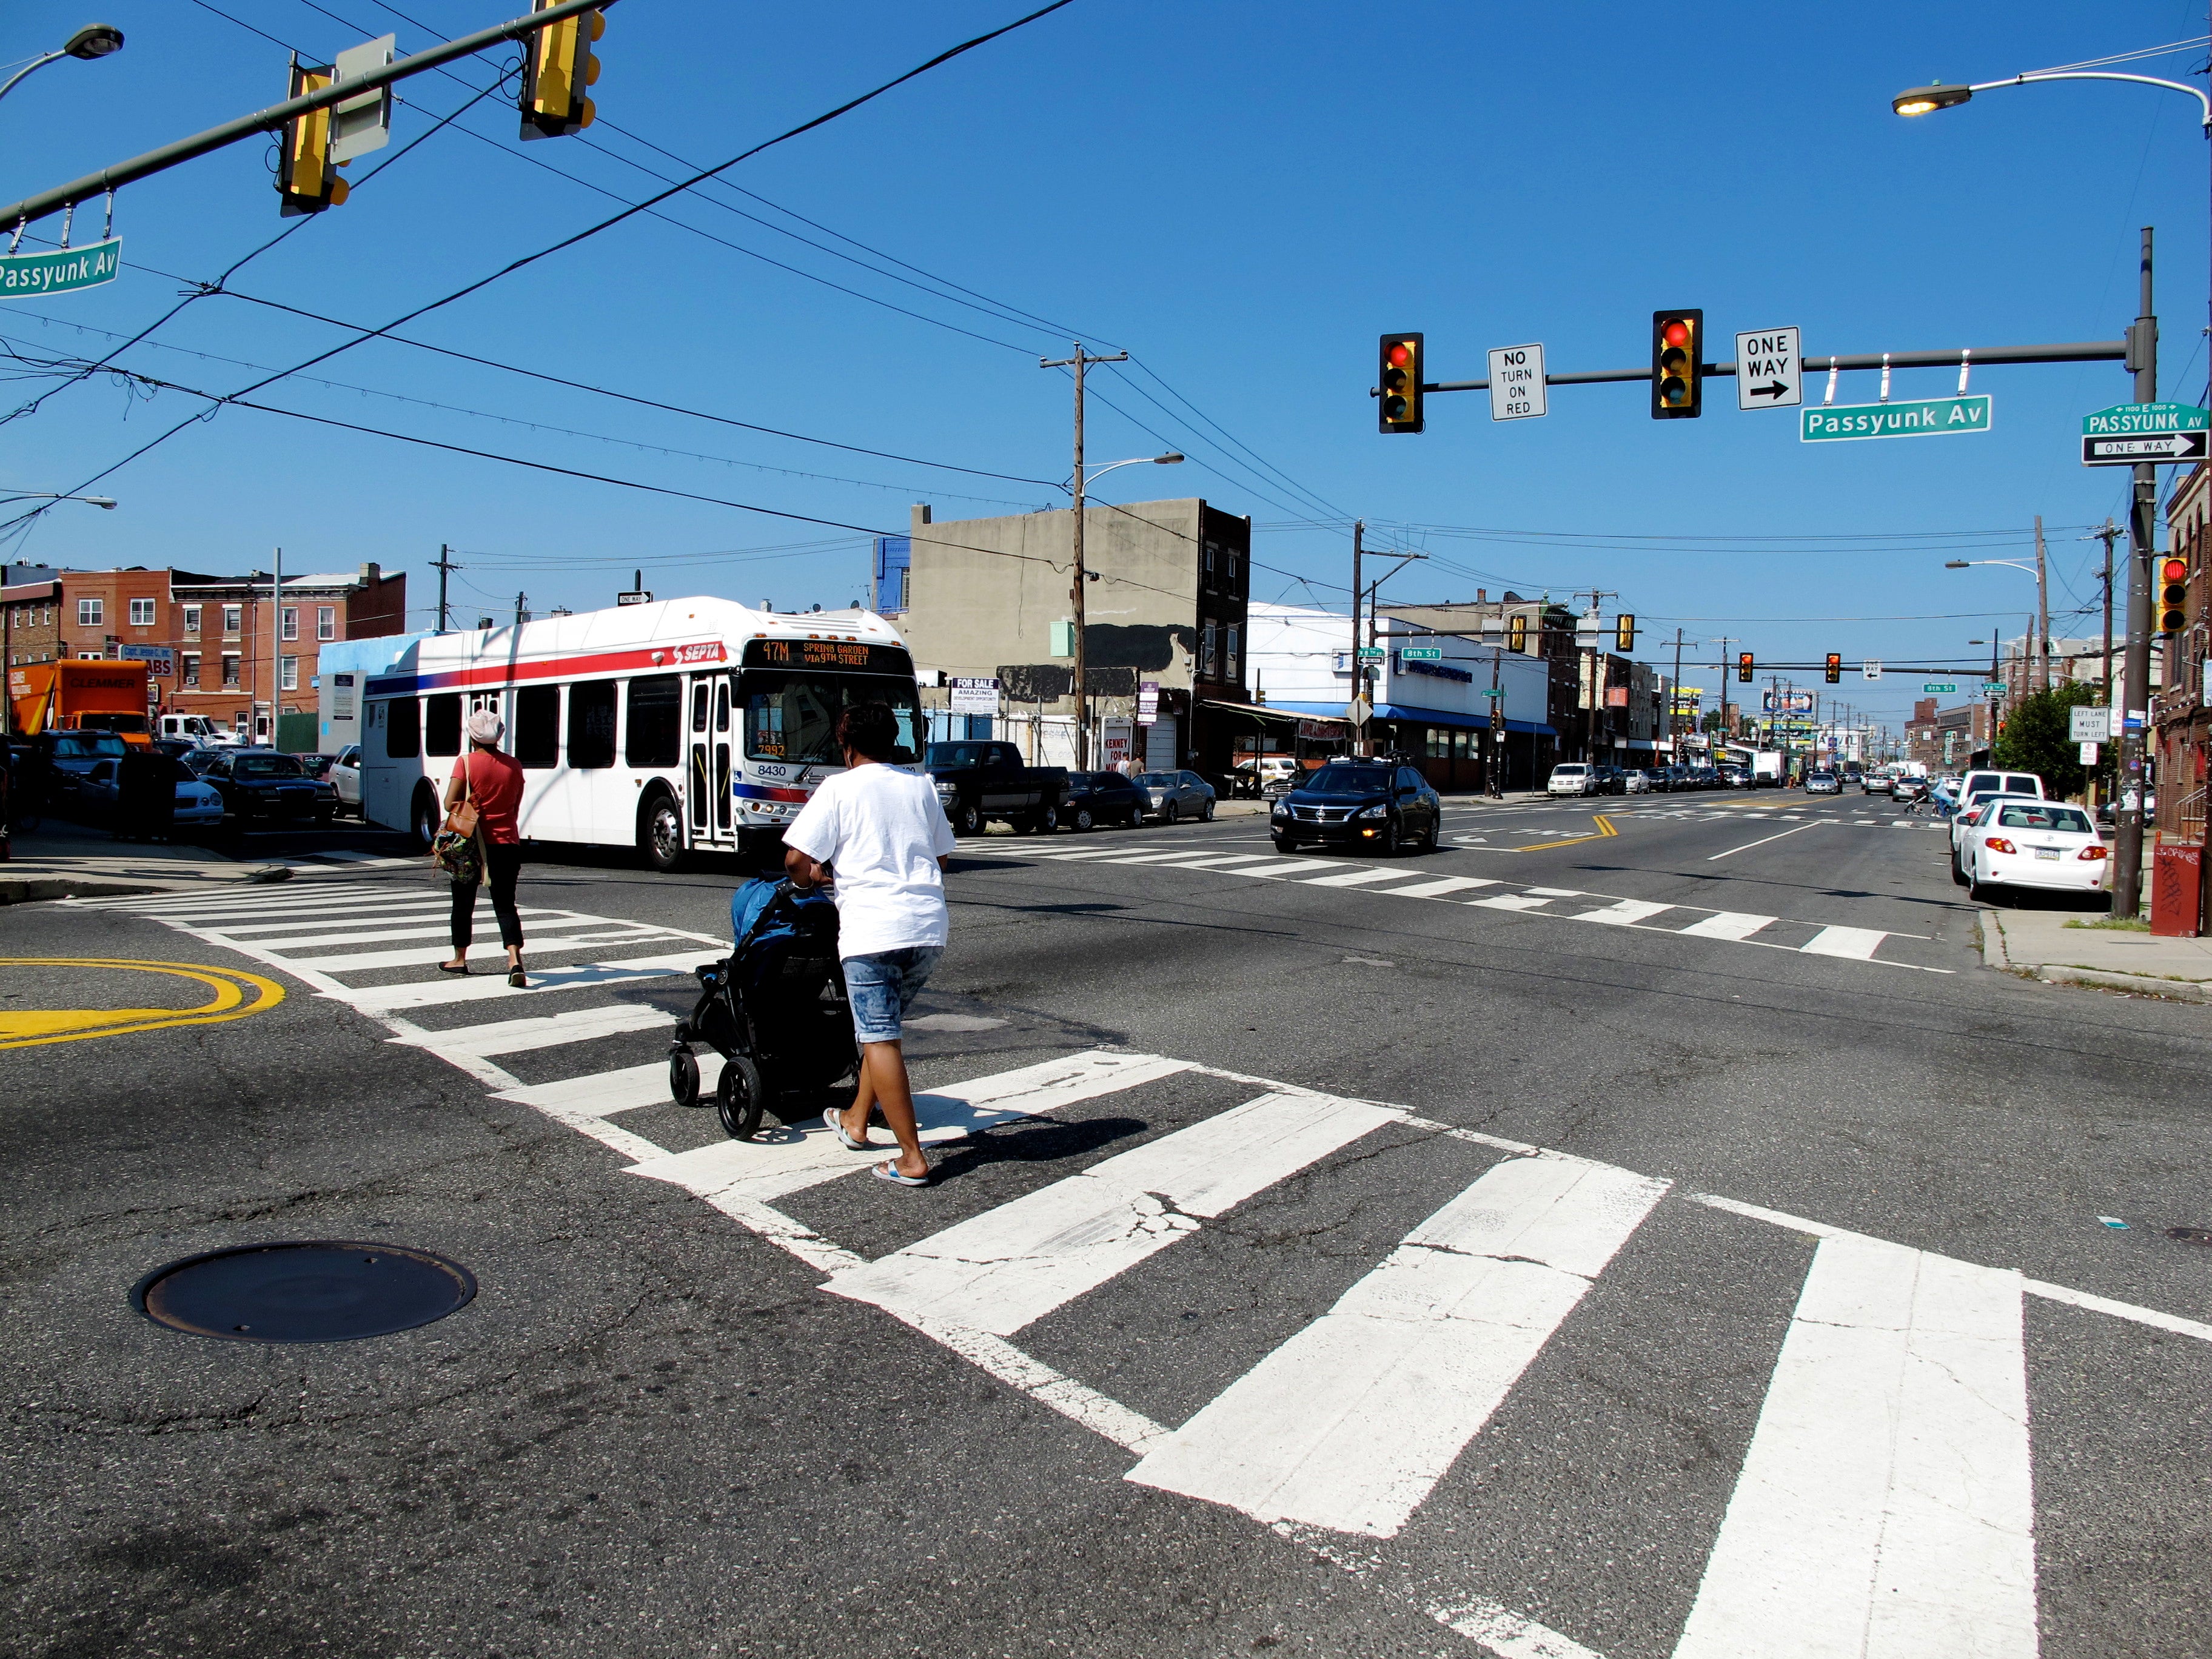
[1991,680,2098,798]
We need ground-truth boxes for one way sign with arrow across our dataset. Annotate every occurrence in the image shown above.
[2082,430,2209,466]
[1735,326,1801,411]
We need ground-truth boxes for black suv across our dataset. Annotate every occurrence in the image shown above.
[1270,759,1440,854]
[1058,770,1144,830]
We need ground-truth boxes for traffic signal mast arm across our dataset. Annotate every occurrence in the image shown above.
[0,0,615,230]
[1381,338,2126,397]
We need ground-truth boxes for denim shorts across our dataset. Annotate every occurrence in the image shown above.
[842,945,944,1044]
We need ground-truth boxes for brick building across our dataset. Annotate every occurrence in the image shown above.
[36,562,407,741]
[1905,695,1993,773]
[1,571,64,686]
[2154,461,2209,928]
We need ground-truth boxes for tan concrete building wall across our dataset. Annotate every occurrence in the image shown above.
[900,500,1203,688]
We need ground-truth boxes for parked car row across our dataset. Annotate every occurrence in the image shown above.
[922,740,1219,835]
[1546,763,1740,796]
[4,730,337,834]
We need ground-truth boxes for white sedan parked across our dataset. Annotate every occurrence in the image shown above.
[1963,800,2110,899]
[1949,794,2043,883]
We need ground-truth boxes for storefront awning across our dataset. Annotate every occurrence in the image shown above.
[1199,697,1314,723]
[1260,700,1555,737]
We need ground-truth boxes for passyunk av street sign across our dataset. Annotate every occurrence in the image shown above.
[0,237,122,299]
[1802,395,1992,443]
[2082,401,2208,466]
[1735,327,1801,411]
[1487,343,1546,421]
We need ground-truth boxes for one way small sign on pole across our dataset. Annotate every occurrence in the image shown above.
[1735,326,1801,411]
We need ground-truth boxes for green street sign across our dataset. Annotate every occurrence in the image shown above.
[1482,687,1507,698]
[1982,681,2005,693]
[2083,401,2208,435]
[1801,395,1992,443]
[1398,646,1443,661]
[1922,682,1957,694]
[1355,647,1384,661]
[0,237,121,300]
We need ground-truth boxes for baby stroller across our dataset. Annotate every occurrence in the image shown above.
[668,877,859,1139]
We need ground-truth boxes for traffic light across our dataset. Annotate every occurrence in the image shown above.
[1615,614,1637,651]
[1825,652,1842,683]
[2157,555,2190,633]
[1651,309,1704,418]
[276,58,349,216]
[1507,612,1527,652]
[520,0,602,139]
[1737,651,1754,683]
[1378,333,1424,434]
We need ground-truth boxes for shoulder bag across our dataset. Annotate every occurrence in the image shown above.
[431,756,485,884]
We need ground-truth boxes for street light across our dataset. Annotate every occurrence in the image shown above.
[0,25,126,108]
[1944,557,2048,691]
[1061,452,1179,771]
[0,492,116,508]
[1066,452,1181,493]
[1893,70,2211,126]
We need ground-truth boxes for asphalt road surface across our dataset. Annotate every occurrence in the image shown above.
[6,789,2210,1658]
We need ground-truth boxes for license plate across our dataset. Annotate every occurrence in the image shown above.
[2034,848,2060,860]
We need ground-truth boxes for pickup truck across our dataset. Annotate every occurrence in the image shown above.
[925,741,1068,836]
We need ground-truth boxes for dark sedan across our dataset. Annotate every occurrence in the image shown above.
[1059,771,1144,830]
[1270,759,1439,854]
[202,748,330,825]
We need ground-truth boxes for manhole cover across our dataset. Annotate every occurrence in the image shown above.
[2166,1227,2212,1246]
[132,1241,475,1342]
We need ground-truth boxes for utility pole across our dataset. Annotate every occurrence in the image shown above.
[268,545,281,744]
[1040,343,1126,771]
[432,544,457,634]
[2111,228,2160,913]
[1670,628,1686,756]
[1350,520,1364,755]
[2033,514,2051,692]
[2096,518,2117,701]
[514,591,529,628]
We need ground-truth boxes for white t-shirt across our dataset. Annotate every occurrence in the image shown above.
[782,763,957,960]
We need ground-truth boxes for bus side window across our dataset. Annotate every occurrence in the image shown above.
[626,674,680,768]
[568,681,617,768]
[384,697,419,759]
[424,693,462,757]
[691,682,710,734]
[513,685,560,768]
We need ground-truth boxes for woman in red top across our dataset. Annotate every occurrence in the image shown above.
[440,707,529,985]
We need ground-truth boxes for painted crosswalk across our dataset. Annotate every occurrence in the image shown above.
[70,876,2205,1657]
[956,843,1954,971]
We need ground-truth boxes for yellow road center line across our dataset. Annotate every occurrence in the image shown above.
[0,958,286,1050]
[1503,814,1618,851]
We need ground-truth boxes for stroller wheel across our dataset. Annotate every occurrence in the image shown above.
[668,1047,701,1108]
[716,1055,765,1141]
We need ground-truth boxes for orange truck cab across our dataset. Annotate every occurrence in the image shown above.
[7,660,155,744]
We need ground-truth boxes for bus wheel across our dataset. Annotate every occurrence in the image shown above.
[641,790,685,873]
[410,785,440,852]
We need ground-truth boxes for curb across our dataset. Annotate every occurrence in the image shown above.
[0,877,164,905]
[2036,965,2212,1002]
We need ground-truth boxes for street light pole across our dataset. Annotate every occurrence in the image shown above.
[0,25,126,110]
[2116,227,2158,915]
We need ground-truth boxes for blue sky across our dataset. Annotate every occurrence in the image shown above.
[1,0,2205,732]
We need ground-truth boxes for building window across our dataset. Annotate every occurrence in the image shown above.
[181,652,201,689]
[1224,624,1240,683]
[221,654,241,688]
[280,654,298,691]
[281,606,298,642]
[77,597,102,626]
[317,605,335,642]
[182,604,201,637]
[223,604,243,635]
[77,649,104,660]
[129,598,156,627]
[1199,622,1219,681]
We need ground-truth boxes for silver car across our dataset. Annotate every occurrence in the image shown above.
[1134,769,1217,824]
[328,743,362,816]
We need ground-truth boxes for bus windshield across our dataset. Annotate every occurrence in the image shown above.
[740,672,922,765]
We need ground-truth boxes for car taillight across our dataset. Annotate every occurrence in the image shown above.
[1983,837,2017,854]
[2079,845,2110,860]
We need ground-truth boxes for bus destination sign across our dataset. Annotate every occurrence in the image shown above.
[743,638,914,675]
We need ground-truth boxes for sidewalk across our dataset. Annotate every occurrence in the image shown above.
[1980,904,2212,1002]
[1,826,301,903]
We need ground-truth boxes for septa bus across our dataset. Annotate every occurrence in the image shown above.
[360,598,922,869]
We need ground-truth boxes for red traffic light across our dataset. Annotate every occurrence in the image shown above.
[2161,556,2188,586]
[1386,342,1412,369]
[1662,321,1690,349]
[1378,333,1425,434]
[1651,310,1704,420]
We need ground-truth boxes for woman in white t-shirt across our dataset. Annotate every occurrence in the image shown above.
[782,702,956,1187]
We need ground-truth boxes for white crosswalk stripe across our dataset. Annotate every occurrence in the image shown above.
[959,845,1951,971]
[73,876,2184,1657]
